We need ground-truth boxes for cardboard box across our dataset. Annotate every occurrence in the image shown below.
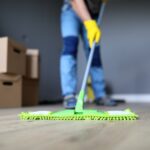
[0,37,26,75]
[0,74,39,108]
[22,78,39,106]
[0,74,22,107]
[26,49,40,79]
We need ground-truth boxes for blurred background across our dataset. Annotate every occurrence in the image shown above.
[0,0,150,103]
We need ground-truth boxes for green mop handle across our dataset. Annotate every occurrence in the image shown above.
[75,2,107,114]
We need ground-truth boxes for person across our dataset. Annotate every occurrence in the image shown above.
[60,0,117,109]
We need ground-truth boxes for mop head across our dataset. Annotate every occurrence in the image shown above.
[19,109,138,121]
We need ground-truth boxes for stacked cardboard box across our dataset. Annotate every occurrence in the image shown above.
[0,37,26,75]
[24,49,40,106]
[26,49,40,79]
[0,37,39,108]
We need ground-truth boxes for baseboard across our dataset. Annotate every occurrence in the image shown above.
[111,94,150,103]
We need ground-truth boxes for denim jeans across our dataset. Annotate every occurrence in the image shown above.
[60,3,106,99]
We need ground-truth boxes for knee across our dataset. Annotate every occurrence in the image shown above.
[62,36,78,58]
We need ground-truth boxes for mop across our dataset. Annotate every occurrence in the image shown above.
[19,2,138,121]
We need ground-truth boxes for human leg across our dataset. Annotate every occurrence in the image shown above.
[60,4,82,108]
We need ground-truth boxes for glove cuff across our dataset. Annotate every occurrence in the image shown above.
[83,20,97,30]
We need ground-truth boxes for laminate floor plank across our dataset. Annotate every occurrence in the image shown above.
[0,103,149,150]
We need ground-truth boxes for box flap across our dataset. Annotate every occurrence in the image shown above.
[27,49,39,56]
[0,74,22,82]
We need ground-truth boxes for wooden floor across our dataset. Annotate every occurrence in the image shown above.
[0,103,150,150]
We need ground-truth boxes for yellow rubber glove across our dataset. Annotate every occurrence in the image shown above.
[84,20,101,48]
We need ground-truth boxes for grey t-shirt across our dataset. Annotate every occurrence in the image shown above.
[64,0,102,15]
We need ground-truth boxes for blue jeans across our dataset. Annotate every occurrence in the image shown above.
[60,4,106,99]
